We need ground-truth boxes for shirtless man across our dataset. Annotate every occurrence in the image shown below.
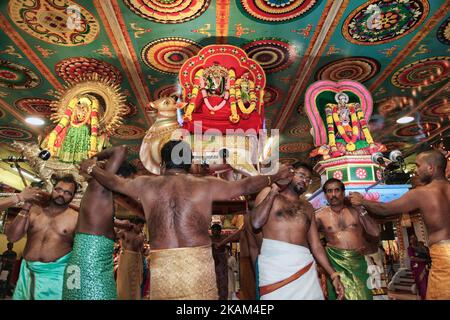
[251,162,344,300]
[316,178,380,300]
[62,145,127,300]
[80,140,292,300]
[349,150,450,299]
[6,175,78,300]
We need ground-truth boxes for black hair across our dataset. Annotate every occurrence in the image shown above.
[211,223,222,232]
[53,174,78,194]
[292,161,313,174]
[161,140,192,172]
[117,162,137,178]
[420,150,447,174]
[322,178,345,193]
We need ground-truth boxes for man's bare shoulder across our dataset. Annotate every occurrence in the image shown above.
[315,206,330,216]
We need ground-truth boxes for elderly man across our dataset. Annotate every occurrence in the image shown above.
[350,150,450,300]
[80,140,292,300]
[6,175,78,300]
[316,178,380,300]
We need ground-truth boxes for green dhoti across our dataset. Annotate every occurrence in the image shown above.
[13,252,71,300]
[62,233,117,300]
[326,246,372,300]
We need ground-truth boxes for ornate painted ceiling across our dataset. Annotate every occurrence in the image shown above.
[0,0,448,179]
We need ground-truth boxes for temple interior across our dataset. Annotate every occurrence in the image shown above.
[0,0,448,301]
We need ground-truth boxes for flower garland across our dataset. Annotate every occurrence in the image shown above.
[183,69,203,122]
[47,97,78,155]
[89,97,99,156]
[200,75,230,115]
[228,69,239,123]
[354,103,374,145]
[332,104,359,152]
[235,78,256,115]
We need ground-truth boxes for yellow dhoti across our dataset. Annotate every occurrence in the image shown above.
[149,245,218,300]
[426,240,450,300]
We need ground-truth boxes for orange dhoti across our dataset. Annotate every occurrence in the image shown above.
[426,240,450,300]
[149,245,218,300]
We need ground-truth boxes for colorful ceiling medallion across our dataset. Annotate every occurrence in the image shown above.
[55,57,122,84]
[124,0,211,24]
[239,0,319,22]
[243,39,297,73]
[9,0,99,46]
[113,125,146,140]
[383,141,411,152]
[122,103,138,118]
[437,17,450,45]
[316,57,380,83]
[263,86,281,107]
[0,126,33,140]
[342,0,429,45]
[288,123,311,137]
[376,96,410,117]
[154,84,182,100]
[395,122,440,137]
[0,60,40,89]
[391,57,450,88]
[279,157,298,165]
[142,38,202,74]
[279,142,312,153]
[421,99,450,118]
[15,98,53,117]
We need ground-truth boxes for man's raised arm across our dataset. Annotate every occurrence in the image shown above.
[94,145,127,173]
[349,189,420,217]
[80,158,146,202]
[250,185,278,230]
[206,164,294,202]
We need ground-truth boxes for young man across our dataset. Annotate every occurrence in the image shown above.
[63,146,127,300]
[251,162,345,300]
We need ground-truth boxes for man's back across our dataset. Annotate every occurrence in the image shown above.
[139,174,216,250]
[416,180,450,245]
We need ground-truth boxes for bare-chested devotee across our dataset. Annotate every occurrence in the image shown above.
[350,150,450,300]
[251,162,345,300]
[80,140,292,300]
[6,175,78,300]
[62,146,127,300]
[316,178,380,300]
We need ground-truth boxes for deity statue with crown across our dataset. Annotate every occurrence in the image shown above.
[41,74,127,164]
[306,81,385,160]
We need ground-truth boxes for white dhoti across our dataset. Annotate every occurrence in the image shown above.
[258,238,324,300]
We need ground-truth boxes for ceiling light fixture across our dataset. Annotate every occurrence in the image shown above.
[396,116,414,124]
[25,117,45,126]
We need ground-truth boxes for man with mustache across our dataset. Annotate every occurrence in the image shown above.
[251,162,344,300]
[316,178,380,300]
[6,175,78,300]
[350,150,450,299]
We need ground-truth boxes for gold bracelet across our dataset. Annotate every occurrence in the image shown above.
[330,272,340,280]
[18,212,29,218]
[267,175,272,186]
